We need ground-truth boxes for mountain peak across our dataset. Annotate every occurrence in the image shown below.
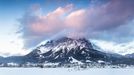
[26,36,127,64]
[54,37,89,44]
[55,37,73,43]
[35,37,93,55]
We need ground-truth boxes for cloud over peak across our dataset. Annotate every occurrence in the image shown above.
[19,0,134,48]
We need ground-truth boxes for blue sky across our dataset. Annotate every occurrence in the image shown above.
[0,0,134,56]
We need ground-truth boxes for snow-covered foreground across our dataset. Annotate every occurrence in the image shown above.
[0,68,134,75]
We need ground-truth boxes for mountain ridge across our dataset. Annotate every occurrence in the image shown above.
[0,37,134,67]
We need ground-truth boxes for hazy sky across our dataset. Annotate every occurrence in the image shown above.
[0,0,134,56]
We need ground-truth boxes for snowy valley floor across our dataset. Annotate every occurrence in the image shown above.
[0,68,134,75]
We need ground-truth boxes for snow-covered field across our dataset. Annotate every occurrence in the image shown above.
[0,68,134,75]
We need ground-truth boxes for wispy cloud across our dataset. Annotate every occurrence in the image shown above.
[91,39,134,55]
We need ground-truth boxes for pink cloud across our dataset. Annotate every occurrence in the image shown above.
[66,0,134,32]
[19,0,134,48]
[29,4,73,35]
[65,9,87,31]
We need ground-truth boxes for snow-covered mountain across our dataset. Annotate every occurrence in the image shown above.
[26,37,96,63]
[0,37,134,66]
[24,37,134,65]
